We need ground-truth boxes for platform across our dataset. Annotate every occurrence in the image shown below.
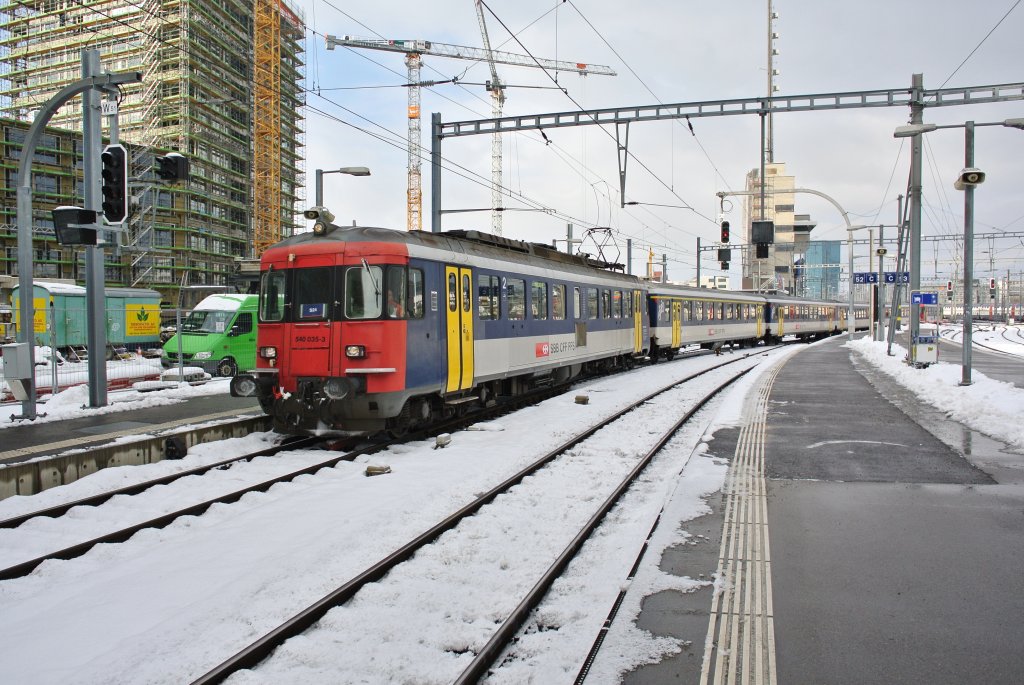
[626,333,1024,684]
[0,390,262,466]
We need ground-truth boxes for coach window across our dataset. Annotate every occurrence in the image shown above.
[345,264,383,320]
[478,274,500,320]
[259,268,286,322]
[385,266,407,318]
[601,290,611,318]
[408,268,425,318]
[587,288,599,320]
[294,266,332,321]
[624,291,632,317]
[552,284,566,320]
[531,281,548,320]
[612,290,622,318]
[507,278,526,320]
[573,287,582,319]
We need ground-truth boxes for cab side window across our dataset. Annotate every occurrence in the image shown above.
[234,312,253,335]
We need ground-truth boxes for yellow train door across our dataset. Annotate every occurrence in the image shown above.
[633,290,644,354]
[445,266,474,392]
[671,300,682,348]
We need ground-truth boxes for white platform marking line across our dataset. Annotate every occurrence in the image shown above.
[701,365,780,685]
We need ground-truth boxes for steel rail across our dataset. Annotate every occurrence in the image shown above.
[0,435,321,529]
[0,437,383,581]
[455,366,754,684]
[190,353,759,684]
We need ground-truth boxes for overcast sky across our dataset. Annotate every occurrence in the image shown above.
[288,0,1024,284]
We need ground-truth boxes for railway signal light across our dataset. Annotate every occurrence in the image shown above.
[720,220,730,243]
[155,152,190,182]
[51,206,98,246]
[100,144,128,224]
[989,277,996,296]
[946,280,953,291]
[720,261,729,270]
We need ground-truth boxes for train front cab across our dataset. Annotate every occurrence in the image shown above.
[232,240,437,435]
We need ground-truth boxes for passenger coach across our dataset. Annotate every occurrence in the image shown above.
[648,284,767,360]
[232,226,650,435]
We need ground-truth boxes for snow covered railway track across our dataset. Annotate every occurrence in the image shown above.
[0,435,379,581]
[0,436,322,530]
[191,356,759,684]
[1000,327,1024,346]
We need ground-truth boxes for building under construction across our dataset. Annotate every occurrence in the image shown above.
[0,0,306,301]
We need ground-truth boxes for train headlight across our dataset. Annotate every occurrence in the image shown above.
[192,351,212,360]
[259,346,277,359]
[345,345,366,359]
[323,377,352,400]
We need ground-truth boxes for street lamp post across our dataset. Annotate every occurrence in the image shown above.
[894,117,1022,373]
[846,225,870,337]
[960,121,978,385]
[314,167,371,207]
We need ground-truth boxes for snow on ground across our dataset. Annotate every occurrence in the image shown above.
[847,334,1024,450]
[0,348,797,685]
[939,322,1024,355]
[0,333,1020,684]
[0,375,231,430]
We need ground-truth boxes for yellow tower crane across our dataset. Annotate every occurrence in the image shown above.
[253,0,283,256]
[326,35,615,232]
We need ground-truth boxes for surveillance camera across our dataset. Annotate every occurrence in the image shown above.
[303,206,336,224]
[953,167,985,190]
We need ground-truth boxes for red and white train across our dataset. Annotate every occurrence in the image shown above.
[231,223,861,435]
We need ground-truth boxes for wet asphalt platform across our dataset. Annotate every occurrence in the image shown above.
[626,334,1024,685]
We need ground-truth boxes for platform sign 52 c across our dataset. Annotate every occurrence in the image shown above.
[853,272,878,284]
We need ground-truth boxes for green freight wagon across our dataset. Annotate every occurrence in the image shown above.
[12,281,162,350]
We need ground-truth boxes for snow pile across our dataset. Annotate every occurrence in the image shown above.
[848,336,1024,449]
[0,377,232,430]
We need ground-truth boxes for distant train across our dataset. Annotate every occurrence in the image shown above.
[231,224,863,436]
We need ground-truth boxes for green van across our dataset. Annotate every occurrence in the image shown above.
[162,294,257,377]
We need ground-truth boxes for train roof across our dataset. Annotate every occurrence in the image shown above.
[648,281,768,303]
[268,225,631,277]
[764,293,846,307]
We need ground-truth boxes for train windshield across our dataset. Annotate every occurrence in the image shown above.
[345,265,383,319]
[259,269,287,322]
[259,267,334,322]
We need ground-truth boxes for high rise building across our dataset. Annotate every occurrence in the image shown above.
[742,162,817,295]
[0,0,305,300]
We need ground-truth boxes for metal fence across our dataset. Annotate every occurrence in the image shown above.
[1,306,165,402]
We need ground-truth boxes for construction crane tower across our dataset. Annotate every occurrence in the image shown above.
[326,35,615,232]
[473,0,505,234]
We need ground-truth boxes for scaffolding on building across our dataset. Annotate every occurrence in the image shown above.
[0,0,306,300]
